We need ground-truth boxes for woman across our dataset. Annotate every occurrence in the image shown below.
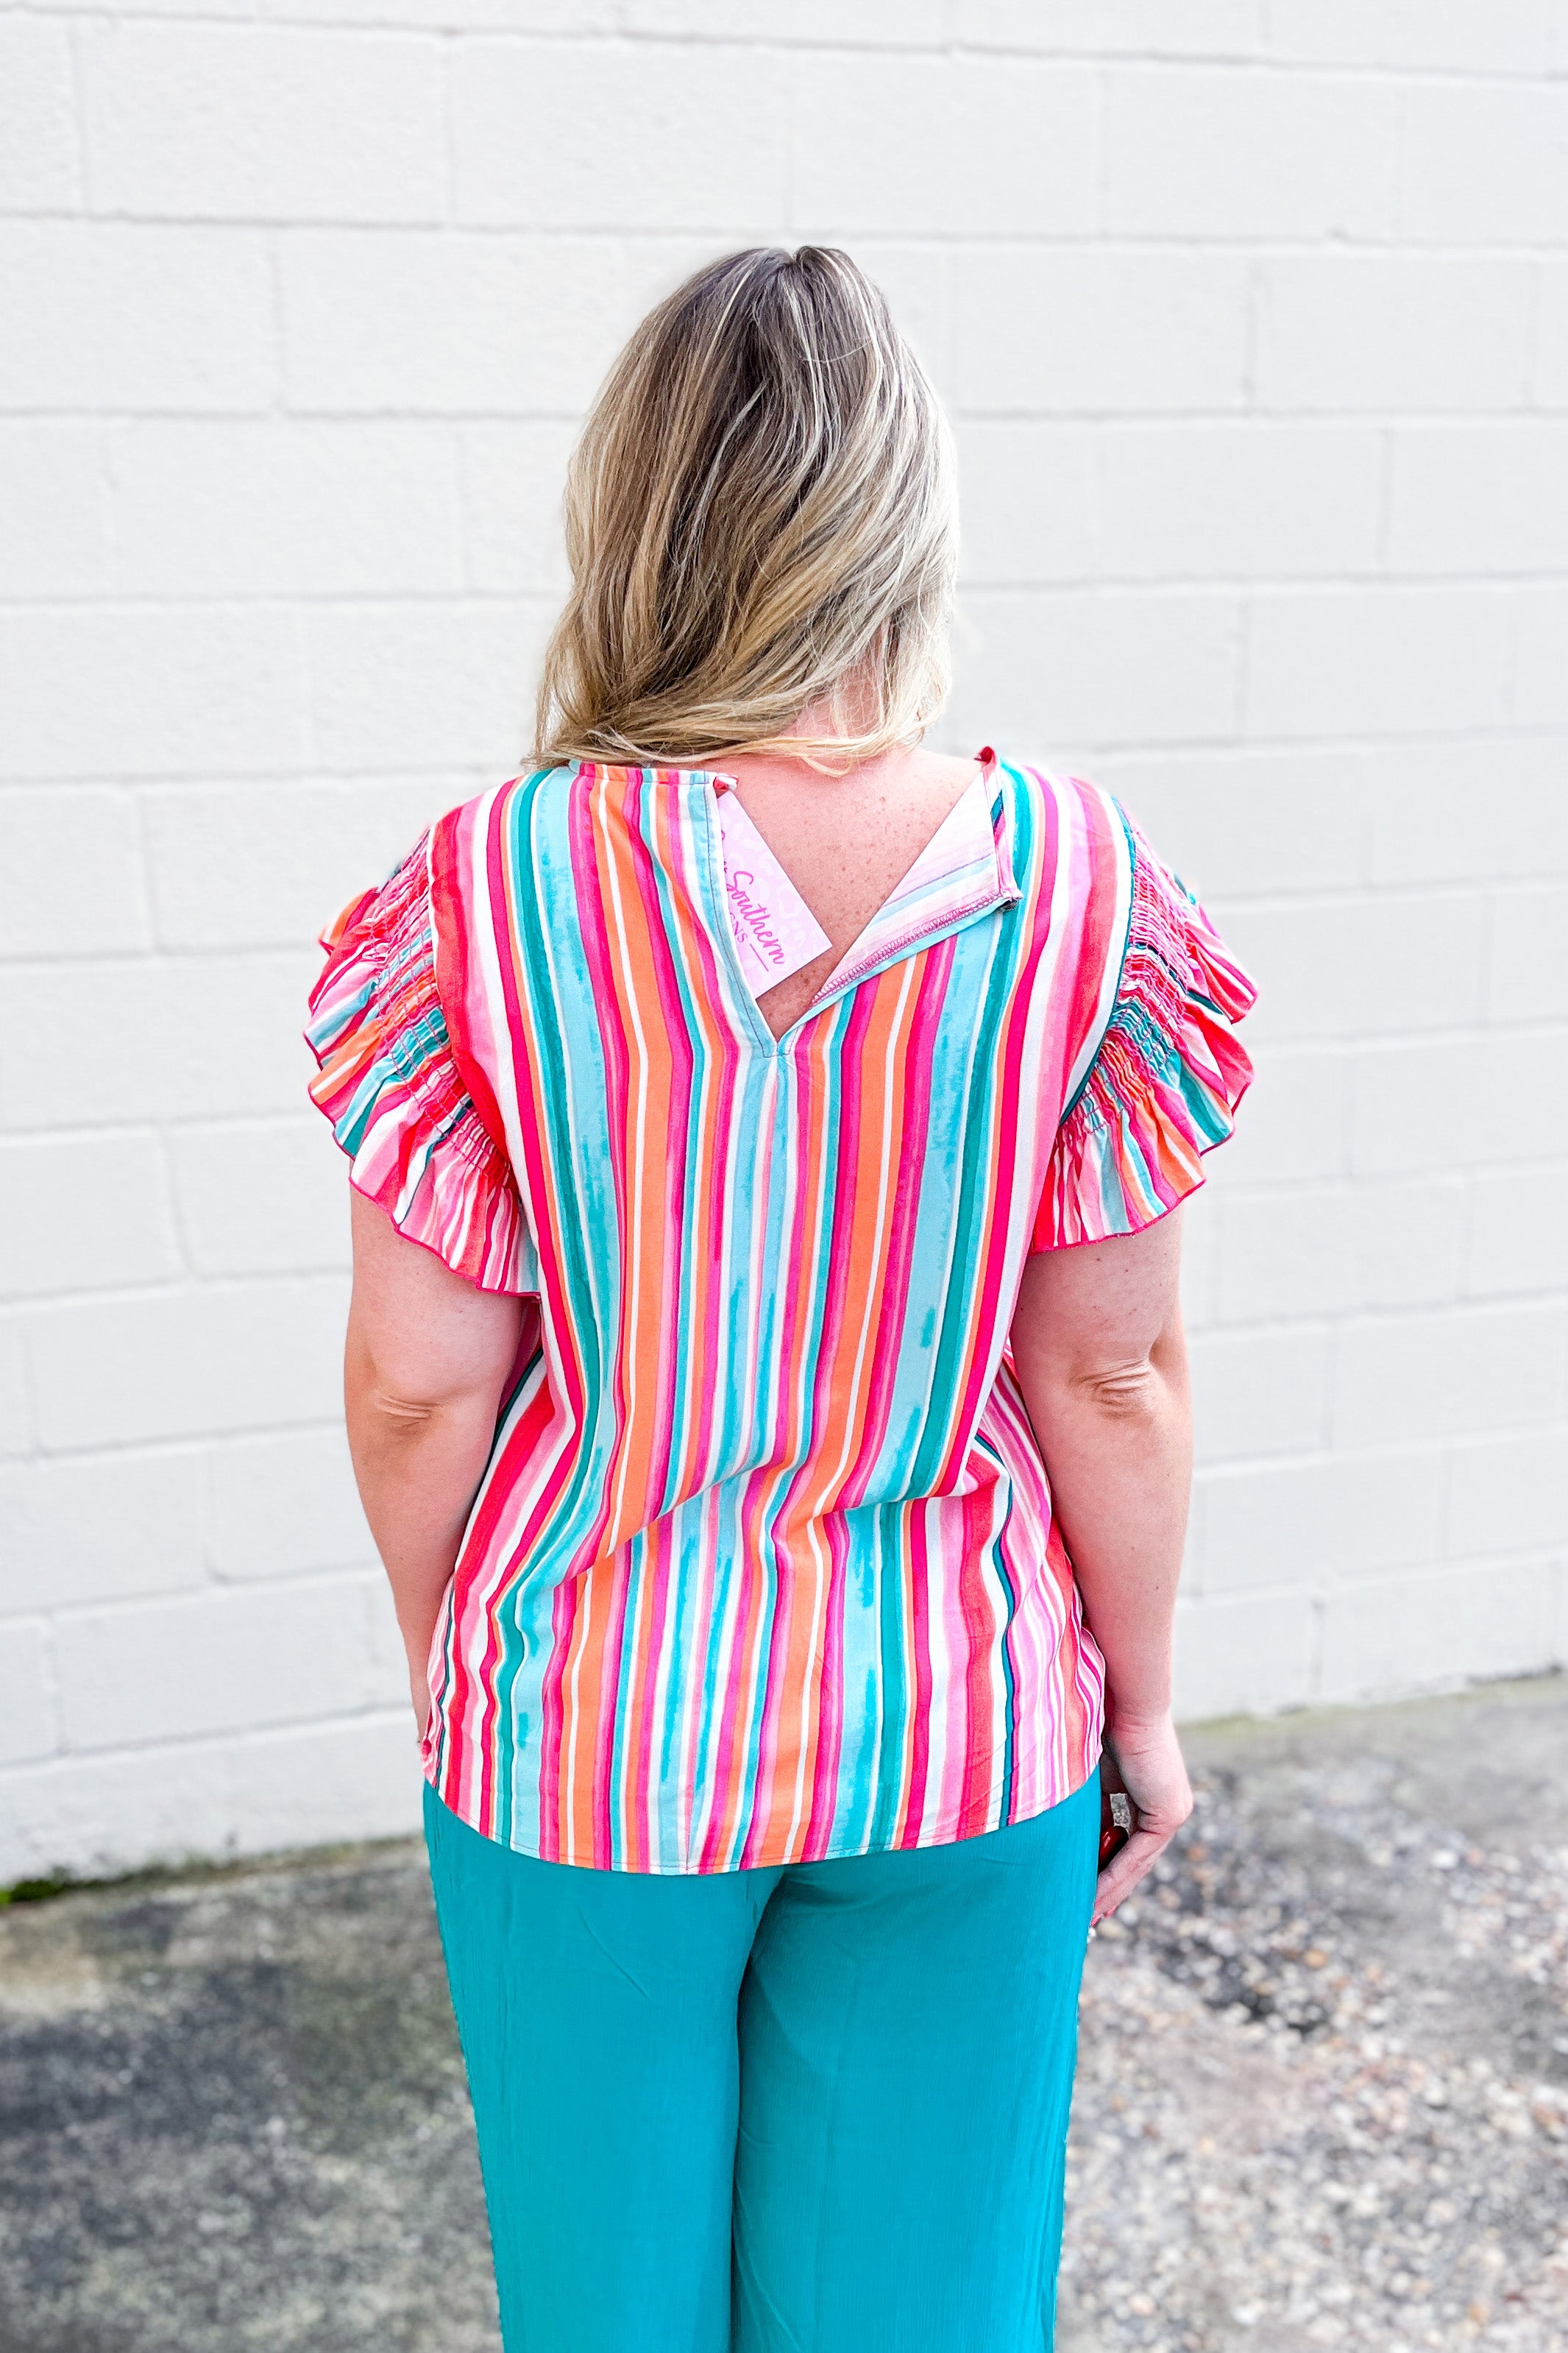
[306,247,1255,2352]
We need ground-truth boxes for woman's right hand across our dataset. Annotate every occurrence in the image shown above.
[1090,1709,1193,1928]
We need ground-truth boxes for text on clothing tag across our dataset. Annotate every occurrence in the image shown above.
[717,792,832,994]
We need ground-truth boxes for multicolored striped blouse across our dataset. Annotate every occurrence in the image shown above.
[306,754,1256,1873]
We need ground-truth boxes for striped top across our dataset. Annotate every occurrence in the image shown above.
[306,754,1256,1873]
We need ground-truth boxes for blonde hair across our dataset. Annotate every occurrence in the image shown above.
[533,246,957,771]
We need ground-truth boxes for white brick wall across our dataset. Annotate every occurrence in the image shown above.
[3,0,1565,1881]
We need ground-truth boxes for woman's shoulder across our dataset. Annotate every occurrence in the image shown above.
[994,753,1124,830]
[989,754,1139,917]
[415,763,581,905]
[429,762,578,847]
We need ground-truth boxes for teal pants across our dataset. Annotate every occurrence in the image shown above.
[423,1775,1099,2353]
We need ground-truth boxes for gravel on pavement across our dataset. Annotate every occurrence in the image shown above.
[2,1673,1564,2353]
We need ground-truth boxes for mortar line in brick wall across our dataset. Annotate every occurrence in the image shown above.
[263,233,287,424]
[153,1125,201,1289]
[1387,69,1412,246]
[452,422,482,600]
[7,400,1567,428]
[1457,1178,1488,1340]
[0,1118,327,1148]
[1185,1571,1335,1609]
[946,53,1561,84]
[3,727,1566,788]
[1232,586,1252,741]
[957,403,1568,422]
[205,1557,383,1593]
[1308,1591,1330,1703]
[3,1265,355,1306]
[1,1711,419,1778]
[1240,250,1260,411]
[1321,1301,1568,1348]
[1220,1172,1482,1202]
[15,579,1568,629]
[1372,422,1397,571]
[1,729,1558,785]
[1091,60,1110,238]
[10,1270,348,1314]
[925,567,1568,592]
[1199,1298,1568,1342]
[0,1627,60,1769]
[15,1422,354,1462]
[10,570,1568,612]
[0,587,556,608]
[1192,1439,1460,1476]
[60,15,90,220]
[0,936,322,960]
[1476,870,1568,894]
[0,1703,421,1779]
[1435,1438,1467,1560]
[1211,1290,1568,1331]
[43,1563,386,1624]
[1179,877,1550,910]
[26,12,1564,79]
[779,41,798,233]
[961,571,1558,592]
[437,27,458,233]
[288,600,318,773]
[1478,884,1509,1046]
[3,1422,350,1469]
[1222,1172,1561,1204]
[1315,1542,1568,1583]
[1502,573,1530,726]
[1524,255,1549,408]
[12,205,1568,254]
[0,1117,177,1144]
[1441,1423,1568,1460]
[216,1702,422,1755]
[125,774,160,974]
[0,584,1560,633]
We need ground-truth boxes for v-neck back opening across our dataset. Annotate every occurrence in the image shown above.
[715,744,995,913]
[575,750,1013,1050]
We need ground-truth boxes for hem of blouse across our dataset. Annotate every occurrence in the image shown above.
[419,1747,1106,1875]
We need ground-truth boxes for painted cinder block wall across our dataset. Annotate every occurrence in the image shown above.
[3,0,1565,1880]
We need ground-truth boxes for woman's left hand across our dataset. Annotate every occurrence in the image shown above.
[1090,1709,1193,1928]
[406,1655,432,1744]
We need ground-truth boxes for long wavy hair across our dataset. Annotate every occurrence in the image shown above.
[533,245,957,771]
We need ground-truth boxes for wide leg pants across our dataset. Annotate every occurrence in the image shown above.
[423,1772,1099,2353]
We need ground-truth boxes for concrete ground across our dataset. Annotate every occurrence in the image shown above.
[2,1676,1564,2353]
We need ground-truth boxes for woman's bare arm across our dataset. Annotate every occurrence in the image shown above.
[1010,1209,1194,1922]
[344,1187,524,1735]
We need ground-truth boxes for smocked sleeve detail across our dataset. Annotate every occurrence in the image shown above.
[1032,818,1258,1251]
[305,834,532,1292]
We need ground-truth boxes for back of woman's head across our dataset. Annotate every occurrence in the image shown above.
[534,246,957,770]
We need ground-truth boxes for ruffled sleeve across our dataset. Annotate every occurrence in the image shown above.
[305,833,534,1292]
[1032,813,1258,1250]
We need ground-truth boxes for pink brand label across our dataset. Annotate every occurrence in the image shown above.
[716,791,832,994]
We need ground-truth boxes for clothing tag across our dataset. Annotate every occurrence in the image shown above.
[893,766,996,901]
[716,791,832,994]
